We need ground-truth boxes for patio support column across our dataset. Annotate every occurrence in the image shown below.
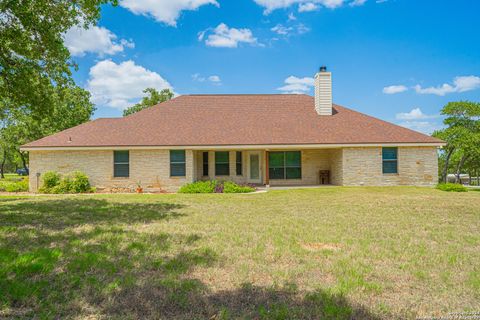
[185,150,195,183]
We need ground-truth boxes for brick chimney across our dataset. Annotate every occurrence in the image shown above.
[314,66,332,116]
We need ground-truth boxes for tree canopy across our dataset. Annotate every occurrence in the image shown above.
[433,101,480,183]
[123,88,174,117]
[0,0,116,118]
[0,85,95,173]
[1,0,116,173]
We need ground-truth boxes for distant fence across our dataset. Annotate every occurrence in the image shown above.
[447,174,480,186]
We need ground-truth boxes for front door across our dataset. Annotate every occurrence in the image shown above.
[248,151,261,184]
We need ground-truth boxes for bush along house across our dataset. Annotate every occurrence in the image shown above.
[21,67,445,192]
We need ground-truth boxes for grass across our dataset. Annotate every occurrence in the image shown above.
[0,187,479,319]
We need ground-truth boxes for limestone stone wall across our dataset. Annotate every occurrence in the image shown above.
[28,146,439,192]
[341,147,438,186]
[28,149,194,192]
[330,149,343,186]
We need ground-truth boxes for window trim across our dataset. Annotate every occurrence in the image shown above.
[268,151,302,180]
[170,150,186,177]
[113,150,130,178]
[236,151,243,176]
[215,151,230,176]
[382,147,398,174]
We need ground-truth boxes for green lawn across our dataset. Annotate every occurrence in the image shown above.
[0,187,479,319]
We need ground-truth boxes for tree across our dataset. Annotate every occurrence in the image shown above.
[123,88,174,117]
[1,86,95,173]
[433,101,480,183]
[0,0,116,118]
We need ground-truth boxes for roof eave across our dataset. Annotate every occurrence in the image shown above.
[20,142,446,152]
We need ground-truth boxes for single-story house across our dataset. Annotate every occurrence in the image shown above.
[21,67,444,192]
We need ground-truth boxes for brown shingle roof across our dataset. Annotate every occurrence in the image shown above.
[22,94,443,148]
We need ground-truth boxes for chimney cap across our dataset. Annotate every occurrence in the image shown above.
[319,66,327,72]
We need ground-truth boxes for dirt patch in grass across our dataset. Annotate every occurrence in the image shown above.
[301,242,342,251]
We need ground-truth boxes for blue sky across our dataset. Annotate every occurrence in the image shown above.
[66,0,480,134]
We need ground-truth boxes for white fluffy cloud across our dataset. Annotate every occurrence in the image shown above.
[298,3,319,12]
[119,0,219,26]
[87,60,173,109]
[397,121,442,135]
[199,23,257,48]
[253,0,366,13]
[396,108,441,134]
[208,75,221,83]
[64,25,134,57]
[192,73,221,84]
[395,108,437,121]
[350,0,366,6]
[383,85,408,94]
[414,76,480,96]
[271,23,310,36]
[277,76,314,94]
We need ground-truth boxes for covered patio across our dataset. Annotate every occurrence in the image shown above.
[192,149,343,186]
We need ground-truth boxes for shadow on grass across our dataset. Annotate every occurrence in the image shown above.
[106,281,382,320]
[0,198,185,231]
[0,197,381,319]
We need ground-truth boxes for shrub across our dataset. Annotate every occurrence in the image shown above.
[223,181,256,193]
[51,175,73,194]
[41,171,61,190]
[179,180,255,194]
[39,171,93,194]
[68,171,91,193]
[0,178,29,192]
[179,180,217,193]
[436,183,468,192]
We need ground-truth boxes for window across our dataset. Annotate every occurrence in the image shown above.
[202,152,209,176]
[382,147,398,174]
[236,151,243,176]
[114,151,129,178]
[170,150,186,177]
[269,151,301,179]
[215,151,229,176]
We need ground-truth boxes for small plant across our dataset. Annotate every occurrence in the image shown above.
[436,183,468,192]
[214,183,224,193]
[136,181,143,193]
